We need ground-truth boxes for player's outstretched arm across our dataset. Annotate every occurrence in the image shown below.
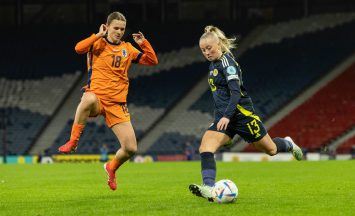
[74,24,107,54]
[132,31,158,65]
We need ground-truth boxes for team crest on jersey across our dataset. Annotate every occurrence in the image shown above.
[213,69,219,76]
[122,49,128,58]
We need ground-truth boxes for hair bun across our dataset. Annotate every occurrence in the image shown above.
[204,25,216,33]
[201,25,237,56]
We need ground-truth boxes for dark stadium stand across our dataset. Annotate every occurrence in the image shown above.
[0,108,48,155]
[128,62,207,108]
[0,27,84,155]
[189,90,214,115]
[0,27,84,79]
[145,132,200,155]
[336,135,355,153]
[259,62,355,151]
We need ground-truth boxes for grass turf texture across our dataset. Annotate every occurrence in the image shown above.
[0,161,354,216]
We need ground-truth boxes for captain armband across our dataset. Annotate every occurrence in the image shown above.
[227,74,239,81]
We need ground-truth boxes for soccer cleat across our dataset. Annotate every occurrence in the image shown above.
[189,184,214,202]
[285,136,303,161]
[104,163,117,191]
[58,140,78,154]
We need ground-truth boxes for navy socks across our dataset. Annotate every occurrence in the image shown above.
[273,137,293,153]
[200,152,216,187]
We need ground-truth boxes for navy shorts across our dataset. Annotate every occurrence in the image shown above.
[208,107,267,143]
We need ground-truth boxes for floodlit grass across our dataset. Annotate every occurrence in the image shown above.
[0,161,354,215]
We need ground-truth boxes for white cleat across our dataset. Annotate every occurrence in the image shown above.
[189,184,215,202]
[285,136,303,161]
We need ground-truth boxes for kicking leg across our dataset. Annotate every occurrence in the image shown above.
[252,134,303,160]
[58,92,100,153]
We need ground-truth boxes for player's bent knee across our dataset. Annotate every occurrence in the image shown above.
[125,145,137,156]
[266,148,277,156]
[122,139,137,156]
[199,143,216,154]
[81,93,98,107]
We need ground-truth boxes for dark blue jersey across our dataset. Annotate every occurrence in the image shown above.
[208,53,253,121]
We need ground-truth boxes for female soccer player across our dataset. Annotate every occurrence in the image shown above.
[58,12,158,191]
[189,26,303,201]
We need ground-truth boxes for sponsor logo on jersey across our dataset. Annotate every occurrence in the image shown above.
[213,69,219,76]
[227,66,237,75]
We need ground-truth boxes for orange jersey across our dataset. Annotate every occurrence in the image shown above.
[75,34,158,102]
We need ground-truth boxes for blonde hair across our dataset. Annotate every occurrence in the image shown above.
[201,25,237,55]
[107,12,126,25]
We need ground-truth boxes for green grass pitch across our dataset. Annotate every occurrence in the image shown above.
[0,161,354,215]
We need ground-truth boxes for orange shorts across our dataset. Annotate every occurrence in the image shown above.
[89,95,130,128]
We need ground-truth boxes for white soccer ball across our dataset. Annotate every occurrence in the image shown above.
[212,179,238,203]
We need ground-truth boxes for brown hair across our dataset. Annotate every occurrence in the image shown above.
[201,25,237,55]
[107,12,126,25]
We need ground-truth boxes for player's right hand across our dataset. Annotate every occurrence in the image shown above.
[96,24,107,37]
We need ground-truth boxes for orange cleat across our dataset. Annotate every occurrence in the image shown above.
[104,163,117,191]
[58,140,78,154]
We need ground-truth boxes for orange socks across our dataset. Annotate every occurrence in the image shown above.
[70,123,85,142]
[109,159,122,172]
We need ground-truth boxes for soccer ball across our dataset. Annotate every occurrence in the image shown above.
[212,179,238,203]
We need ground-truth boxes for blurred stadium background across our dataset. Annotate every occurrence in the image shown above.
[0,0,355,164]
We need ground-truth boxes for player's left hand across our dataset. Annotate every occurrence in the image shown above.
[217,117,230,131]
[132,31,145,45]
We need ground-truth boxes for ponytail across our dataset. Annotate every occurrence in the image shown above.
[201,25,237,55]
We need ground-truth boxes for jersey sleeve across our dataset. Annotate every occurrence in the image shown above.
[129,43,143,64]
[74,34,101,54]
[129,39,158,65]
[222,59,242,119]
